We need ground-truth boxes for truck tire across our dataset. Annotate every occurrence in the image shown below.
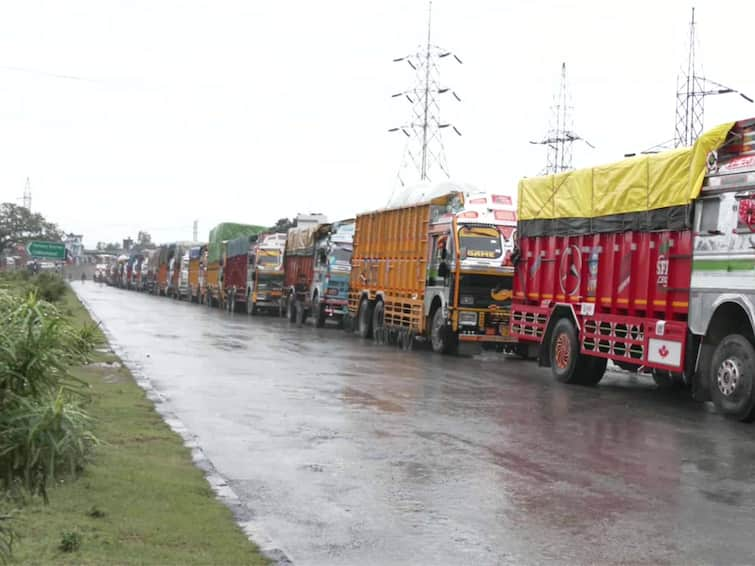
[287,296,297,323]
[357,298,373,339]
[247,294,256,316]
[709,334,755,422]
[578,356,607,386]
[314,294,326,328]
[651,369,685,390]
[372,300,385,341]
[550,317,583,384]
[430,308,457,355]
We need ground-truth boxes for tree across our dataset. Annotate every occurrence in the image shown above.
[0,203,63,257]
[270,218,296,233]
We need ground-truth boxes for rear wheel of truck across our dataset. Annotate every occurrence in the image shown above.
[372,300,385,342]
[247,294,256,316]
[709,334,755,422]
[314,294,326,328]
[652,369,686,390]
[578,356,607,386]
[287,296,297,323]
[357,298,373,339]
[430,308,457,355]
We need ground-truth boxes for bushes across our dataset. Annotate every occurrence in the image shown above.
[0,271,67,303]
[0,291,99,498]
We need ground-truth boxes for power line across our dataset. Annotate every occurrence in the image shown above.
[388,0,462,190]
[530,62,593,175]
[673,7,753,147]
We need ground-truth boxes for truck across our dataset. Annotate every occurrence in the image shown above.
[140,249,158,293]
[224,233,265,312]
[185,244,206,303]
[205,223,265,309]
[246,233,287,315]
[155,244,174,296]
[348,183,518,353]
[310,220,355,327]
[281,214,329,323]
[509,118,755,421]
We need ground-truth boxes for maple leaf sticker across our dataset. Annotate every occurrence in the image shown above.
[659,345,669,358]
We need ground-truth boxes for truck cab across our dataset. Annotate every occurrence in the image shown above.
[423,193,518,353]
[310,220,354,327]
[247,233,286,315]
[178,249,191,299]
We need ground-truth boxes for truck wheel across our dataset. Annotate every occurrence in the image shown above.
[578,356,607,386]
[709,334,755,422]
[430,308,457,354]
[372,301,385,342]
[247,294,256,316]
[357,298,373,339]
[287,296,297,323]
[550,318,582,383]
[314,294,326,328]
[230,293,237,313]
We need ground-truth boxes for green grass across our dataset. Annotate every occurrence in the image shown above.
[8,288,268,565]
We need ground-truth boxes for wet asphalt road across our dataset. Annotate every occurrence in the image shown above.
[74,282,755,565]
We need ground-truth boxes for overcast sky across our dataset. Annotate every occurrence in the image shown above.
[1,0,754,247]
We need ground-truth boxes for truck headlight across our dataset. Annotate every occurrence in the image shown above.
[459,311,478,327]
[460,295,474,306]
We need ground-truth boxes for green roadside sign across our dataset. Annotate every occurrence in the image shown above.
[27,241,66,260]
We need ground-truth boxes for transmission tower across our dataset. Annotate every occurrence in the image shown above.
[22,177,32,211]
[530,63,593,175]
[389,0,462,188]
[674,7,752,147]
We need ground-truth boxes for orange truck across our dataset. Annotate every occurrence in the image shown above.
[348,184,518,354]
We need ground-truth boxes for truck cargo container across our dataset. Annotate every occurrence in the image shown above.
[205,223,265,308]
[246,233,286,315]
[310,220,354,327]
[510,118,755,421]
[349,184,518,353]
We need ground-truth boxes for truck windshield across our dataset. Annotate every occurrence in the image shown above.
[330,247,352,270]
[458,226,502,260]
[257,251,281,269]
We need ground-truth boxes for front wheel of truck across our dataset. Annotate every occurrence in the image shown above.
[709,334,755,422]
[314,294,326,328]
[357,298,373,339]
[430,308,457,355]
[287,296,297,323]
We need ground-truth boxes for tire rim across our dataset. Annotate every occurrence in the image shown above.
[555,333,570,370]
[717,357,741,397]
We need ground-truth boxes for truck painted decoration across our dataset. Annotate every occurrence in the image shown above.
[349,183,517,354]
[511,117,755,421]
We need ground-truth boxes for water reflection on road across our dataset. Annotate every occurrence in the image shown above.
[75,283,755,565]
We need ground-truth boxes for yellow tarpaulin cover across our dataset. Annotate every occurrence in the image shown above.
[518,121,735,220]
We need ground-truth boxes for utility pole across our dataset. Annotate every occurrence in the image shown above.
[674,7,752,147]
[22,177,32,211]
[389,0,462,189]
[530,63,593,175]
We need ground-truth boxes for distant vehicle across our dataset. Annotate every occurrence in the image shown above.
[310,220,354,327]
[246,233,287,315]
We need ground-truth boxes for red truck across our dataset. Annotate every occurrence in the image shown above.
[223,235,253,312]
[509,119,755,420]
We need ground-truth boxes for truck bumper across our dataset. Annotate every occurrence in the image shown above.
[323,299,349,317]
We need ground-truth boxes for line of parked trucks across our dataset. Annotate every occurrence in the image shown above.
[105,117,755,421]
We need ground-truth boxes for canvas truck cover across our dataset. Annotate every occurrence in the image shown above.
[207,223,265,264]
[518,121,734,237]
[227,235,252,258]
[286,225,319,256]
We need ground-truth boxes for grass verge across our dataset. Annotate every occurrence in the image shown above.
[8,288,268,565]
